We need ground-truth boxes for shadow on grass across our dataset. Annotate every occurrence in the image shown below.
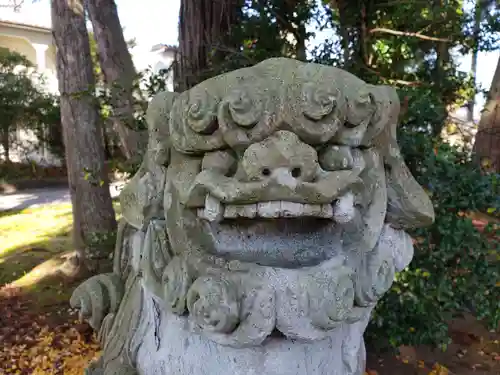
[0,226,72,284]
[0,202,121,316]
[0,207,27,219]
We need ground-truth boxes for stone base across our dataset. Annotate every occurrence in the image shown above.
[134,293,370,375]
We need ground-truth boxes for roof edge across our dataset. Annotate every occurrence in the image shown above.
[0,19,52,34]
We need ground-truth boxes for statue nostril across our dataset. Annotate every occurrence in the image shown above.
[291,167,302,178]
[261,167,271,177]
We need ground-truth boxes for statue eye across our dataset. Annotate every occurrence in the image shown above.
[186,90,219,135]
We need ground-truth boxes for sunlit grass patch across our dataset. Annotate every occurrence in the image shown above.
[0,204,74,259]
[0,202,121,289]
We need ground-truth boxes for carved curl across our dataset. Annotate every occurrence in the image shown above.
[222,89,263,128]
[186,89,219,134]
[335,89,376,147]
[187,275,240,333]
[216,87,269,149]
[287,78,347,144]
[310,275,356,330]
[346,89,375,125]
[302,82,340,121]
[70,273,124,332]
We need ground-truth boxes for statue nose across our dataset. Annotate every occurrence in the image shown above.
[241,131,319,183]
[264,167,301,188]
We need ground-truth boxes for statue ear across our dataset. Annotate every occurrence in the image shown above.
[145,91,180,168]
[120,91,180,230]
[374,86,435,229]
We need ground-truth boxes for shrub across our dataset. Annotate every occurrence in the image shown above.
[366,129,499,351]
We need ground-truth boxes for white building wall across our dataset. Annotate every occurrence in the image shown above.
[0,8,176,167]
[0,20,61,166]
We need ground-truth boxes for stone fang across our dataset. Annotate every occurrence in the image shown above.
[204,194,223,222]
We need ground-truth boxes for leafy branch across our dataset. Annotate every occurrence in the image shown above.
[369,27,451,42]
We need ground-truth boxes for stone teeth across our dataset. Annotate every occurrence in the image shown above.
[302,204,323,217]
[223,205,239,219]
[280,202,304,217]
[257,202,281,218]
[197,208,206,219]
[197,198,338,219]
[319,204,334,218]
[241,204,257,218]
[224,202,335,219]
[204,195,223,222]
[222,204,259,219]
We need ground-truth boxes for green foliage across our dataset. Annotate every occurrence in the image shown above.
[366,125,500,351]
[100,66,172,175]
[0,47,62,161]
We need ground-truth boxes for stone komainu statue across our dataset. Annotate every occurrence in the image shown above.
[70,58,434,375]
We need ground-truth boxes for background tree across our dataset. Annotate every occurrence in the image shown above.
[85,0,146,162]
[51,0,116,274]
[176,0,243,90]
[473,55,500,170]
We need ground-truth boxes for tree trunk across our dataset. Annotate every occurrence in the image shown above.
[473,56,500,171]
[51,0,117,274]
[295,25,307,62]
[467,0,485,122]
[332,0,351,67]
[1,130,9,162]
[177,0,241,91]
[84,0,146,161]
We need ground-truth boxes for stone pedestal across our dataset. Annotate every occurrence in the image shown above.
[70,58,434,375]
[136,302,371,375]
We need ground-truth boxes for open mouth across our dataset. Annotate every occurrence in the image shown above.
[195,194,347,268]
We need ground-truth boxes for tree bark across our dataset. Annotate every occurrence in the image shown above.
[51,0,117,273]
[467,0,485,122]
[332,0,351,67]
[84,0,146,161]
[473,55,500,171]
[1,130,9,162]
[177,0,241,91]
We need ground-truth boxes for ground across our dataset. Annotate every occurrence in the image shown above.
[0,203,122,375]
[0,201,498,375]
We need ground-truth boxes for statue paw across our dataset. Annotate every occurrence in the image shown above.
[70,273,124,332]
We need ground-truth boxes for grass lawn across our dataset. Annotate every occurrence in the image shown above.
[0,203,121,375]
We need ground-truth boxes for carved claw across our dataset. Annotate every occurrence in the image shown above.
[307,269,357,330]
[84,358,138,375]
[187,275,240,333]
[103,363,138,375]
[70,273,124,332]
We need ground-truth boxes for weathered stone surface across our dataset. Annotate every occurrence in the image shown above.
[71,57,434,375]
